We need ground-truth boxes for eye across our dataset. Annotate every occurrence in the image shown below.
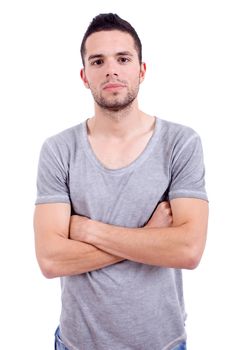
[91,59,104,66]
[118,57,130,63]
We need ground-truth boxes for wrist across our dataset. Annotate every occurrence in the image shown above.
[69,215,78,240]
[69,214,93,243]
[86,220,106,245]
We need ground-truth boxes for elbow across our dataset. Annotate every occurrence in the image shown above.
[184,246,203,270]
[185,255,200,270]
[182,225,207,270]
[38,257,59,279]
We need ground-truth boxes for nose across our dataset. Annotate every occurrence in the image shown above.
[106,72,118,78]
[105,59,119,78]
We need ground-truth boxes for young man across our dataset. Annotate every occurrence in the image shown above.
[34,13,208,350]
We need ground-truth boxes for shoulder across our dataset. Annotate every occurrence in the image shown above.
[157,117,202,153]
[46,121,83,146]
[158,117,199,140]
[42,121,84,154]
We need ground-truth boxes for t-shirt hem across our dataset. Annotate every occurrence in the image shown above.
[35,195,70,205]
[162,333,187,350]
[169,190,208,202]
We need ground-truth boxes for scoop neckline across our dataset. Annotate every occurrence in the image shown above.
[81,116,161,175]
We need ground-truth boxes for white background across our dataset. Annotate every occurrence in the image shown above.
[0,0,232,349]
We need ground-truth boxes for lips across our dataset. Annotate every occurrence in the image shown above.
[103,83,126,90]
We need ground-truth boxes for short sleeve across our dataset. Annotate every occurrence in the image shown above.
[35,139,70,205]
[168,134,208,201]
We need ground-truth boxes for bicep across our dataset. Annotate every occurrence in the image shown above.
[170,198,209,251]
[170,198,208,227]
[33,203,71,262]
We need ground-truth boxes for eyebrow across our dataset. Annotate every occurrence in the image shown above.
[88,51,134,61]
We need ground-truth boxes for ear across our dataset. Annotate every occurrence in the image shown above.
[80,68,90,89]
[139,62,146,83]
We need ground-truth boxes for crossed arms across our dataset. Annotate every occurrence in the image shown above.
[34,198,208,278]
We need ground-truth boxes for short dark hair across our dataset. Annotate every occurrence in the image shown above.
[80,13,142,66]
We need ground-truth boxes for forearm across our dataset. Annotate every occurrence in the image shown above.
[84,221,198,269]
[40,237,124,278]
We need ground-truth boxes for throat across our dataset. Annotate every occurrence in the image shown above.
[86,116,156,170]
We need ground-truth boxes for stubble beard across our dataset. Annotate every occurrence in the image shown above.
[90,82,140,113]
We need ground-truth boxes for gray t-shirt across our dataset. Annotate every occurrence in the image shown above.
[35,116,208,350]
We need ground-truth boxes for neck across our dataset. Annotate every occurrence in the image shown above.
[88,101,151,141]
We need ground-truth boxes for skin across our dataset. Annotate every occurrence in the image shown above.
[34,201,173,278]
[34,30,209,278]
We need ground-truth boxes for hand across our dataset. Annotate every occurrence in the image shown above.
[69,214,91,242]
[145,201,173,228]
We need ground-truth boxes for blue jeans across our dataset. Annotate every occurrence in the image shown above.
[172,341,187,350]
[54,327,69,350]
[54,327,186,350]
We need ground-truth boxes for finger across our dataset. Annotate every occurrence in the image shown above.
[157,201,169,209]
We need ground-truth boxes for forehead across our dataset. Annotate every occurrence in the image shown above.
[85,30,137,57]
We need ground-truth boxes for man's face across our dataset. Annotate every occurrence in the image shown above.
[81,30,146,112]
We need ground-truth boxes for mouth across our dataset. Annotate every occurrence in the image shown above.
[103,83,126,91]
